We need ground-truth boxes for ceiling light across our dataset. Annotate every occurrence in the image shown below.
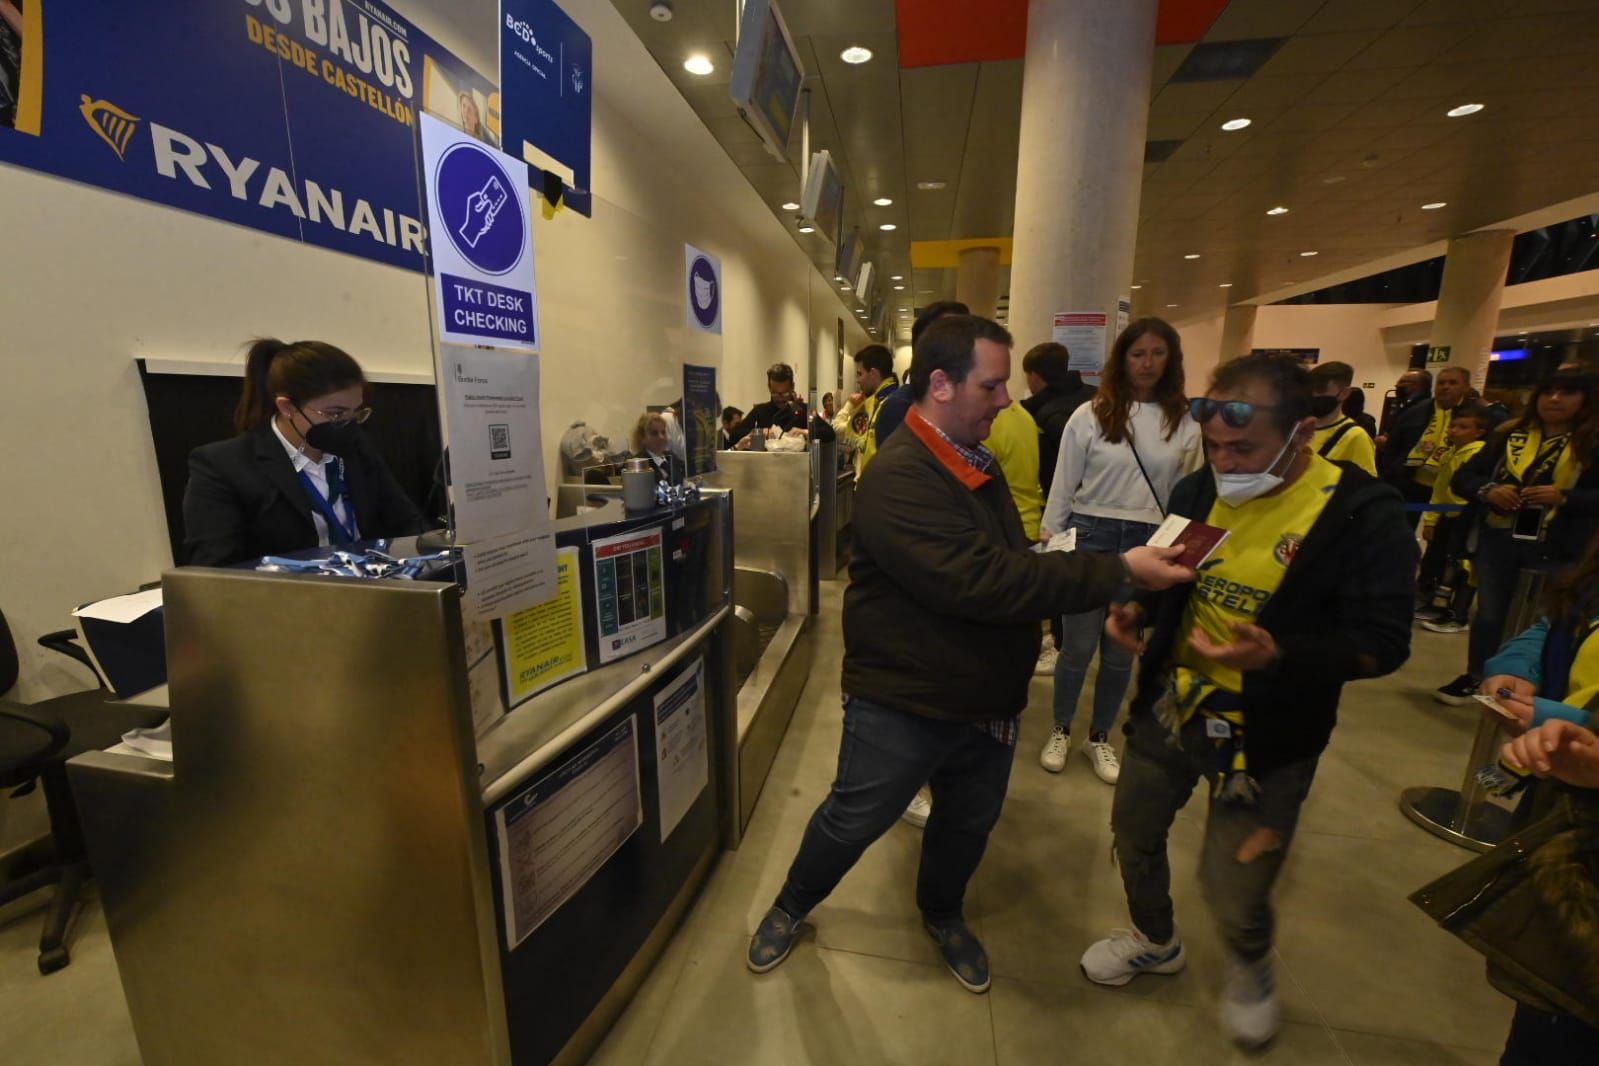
[1219,283,1233,288]
[1447,102,1484,118]
[781,201,800,211]
[683,54,714,76]
[1130,284,1142,290]
[1166,303,1180,309]
[890,274,903,281]
[879,223,896,231]
[1322,175,1346,185]
[1220,118,1252,131]
[1184,253,1201,260]
[1266,206,1289,216]
[798,224,815,233]
[873,197,893,207]
[893,285,904,290]
[1300,250,1319,256]
[840,46,873,65]
[839,282,851,290]
[916,181,947,191]
[1421,201,1447,210]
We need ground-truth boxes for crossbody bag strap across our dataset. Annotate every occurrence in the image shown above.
[1125,426,1167,518]
[1318,420,1357,458]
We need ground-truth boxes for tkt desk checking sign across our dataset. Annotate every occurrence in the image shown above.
[420,112,540,353]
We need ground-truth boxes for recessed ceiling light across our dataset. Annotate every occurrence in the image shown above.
[1266,206,1289,216]
[841,46,873,65]
[873,197,893,207]
[683,54,715,76]
[1221,118,1252,131]
[893,285,904,290]
[1166,303,1180,309]
[1300,250,1319,257]
[1130,284,1142,290]
[1322,175,1346,185]
[1219,283,1233,288]
[798,224,815,234]
[781,201,800,211]
[916,181,947,191]
[879,223,896,231]
[839,282,851,290]
[1421,201,1447,210]
[890,274,903,281]
[1184,253,1201,260]
[1447,102,1484,118]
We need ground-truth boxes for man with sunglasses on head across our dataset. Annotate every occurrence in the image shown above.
[1080,354,1415,1049]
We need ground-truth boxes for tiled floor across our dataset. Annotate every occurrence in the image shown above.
[0,579,1515,1064]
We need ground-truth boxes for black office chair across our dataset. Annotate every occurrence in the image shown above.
[0,607,166,973]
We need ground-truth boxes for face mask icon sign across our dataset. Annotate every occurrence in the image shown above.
[688,254,720,329]
[459,175,508,250]
[694,274,715,311]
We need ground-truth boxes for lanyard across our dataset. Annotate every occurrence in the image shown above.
[297,462,359,544]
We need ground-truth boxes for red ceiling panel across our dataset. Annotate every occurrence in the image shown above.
[895,0,1229,68]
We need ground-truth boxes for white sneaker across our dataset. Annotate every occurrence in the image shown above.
[1221,953,1281,1049]
[1034,643,1059,676]
[1080,927,1186,987]
[901,790,932,829]
[1040,728,1070,772]
[1084,739,1121,784]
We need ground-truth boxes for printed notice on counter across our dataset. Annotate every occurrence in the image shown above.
[462,528,558,620]
[500,546,586,707]
[440,344,548,543]
[591,527,666,664]
[654,658,708,843]
[1052,311,1108,376]
[465,618,507,735]
[494,716,642,948]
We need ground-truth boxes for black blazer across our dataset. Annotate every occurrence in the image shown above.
[182,428,427,567]
[635,451,687,486]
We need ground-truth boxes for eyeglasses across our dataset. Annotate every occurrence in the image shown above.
[302,403,373,426]
[1188,397,1283,428]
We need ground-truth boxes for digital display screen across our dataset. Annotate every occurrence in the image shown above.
[754,10,801,148]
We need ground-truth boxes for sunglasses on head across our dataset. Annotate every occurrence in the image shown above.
[1188,397,1284,428]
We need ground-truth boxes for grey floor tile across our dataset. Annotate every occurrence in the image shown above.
[1333,1028,1502,1065]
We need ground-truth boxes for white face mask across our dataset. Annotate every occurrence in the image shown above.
[1213,431,1300,506]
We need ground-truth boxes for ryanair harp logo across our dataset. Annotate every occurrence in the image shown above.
[80,95,142,161]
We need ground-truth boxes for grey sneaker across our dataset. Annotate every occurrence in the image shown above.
[924,917,991,993]
[747,905,804,974]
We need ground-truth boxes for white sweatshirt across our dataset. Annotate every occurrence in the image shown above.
[1042,400,1202,533]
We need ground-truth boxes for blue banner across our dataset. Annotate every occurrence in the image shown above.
[0,1,500,272]
[501,0,593,217]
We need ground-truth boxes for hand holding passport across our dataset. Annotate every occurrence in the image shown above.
[1146,514,1229,569]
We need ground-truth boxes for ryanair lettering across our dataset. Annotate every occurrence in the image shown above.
[150,122,425,256]
[1192,570,1271,616]
[244,0,415,99]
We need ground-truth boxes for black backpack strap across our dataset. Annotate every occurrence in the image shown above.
[1318,420,1357,458]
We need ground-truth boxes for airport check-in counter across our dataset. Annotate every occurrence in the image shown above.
[67,492,736,1066]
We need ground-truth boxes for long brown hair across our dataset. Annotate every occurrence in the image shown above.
[1545,533,1599,629]
[1493,370,1599,462]
[235,339,366,433]
[1091,317,1187,444]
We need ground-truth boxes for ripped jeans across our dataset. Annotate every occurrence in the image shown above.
[1111,713,1319,962]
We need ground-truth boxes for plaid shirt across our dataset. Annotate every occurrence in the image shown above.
[922,420,1017,748]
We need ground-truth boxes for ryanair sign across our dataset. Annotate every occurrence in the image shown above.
[0,0,502,272]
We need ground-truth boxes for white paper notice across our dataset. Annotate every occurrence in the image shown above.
[591,527,667,664]
[73,588,163,624]
[654,658,708,843]
[462,528,558,620]
[495,716,642,948]
[1052,311,1108,376]
[440,344,549,543]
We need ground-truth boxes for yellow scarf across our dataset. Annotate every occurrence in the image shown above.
[1500,425,1580,490]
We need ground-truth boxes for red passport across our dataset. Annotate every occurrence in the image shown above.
[1146,514,1229,569]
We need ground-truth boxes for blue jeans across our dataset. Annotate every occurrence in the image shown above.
[1052,515,1156,736]
[776,696,1016,924]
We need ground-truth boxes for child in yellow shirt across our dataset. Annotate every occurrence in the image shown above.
[1417,406,1490,632]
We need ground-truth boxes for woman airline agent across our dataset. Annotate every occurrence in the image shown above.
[182,339,427,567]
[1039,317,1201,783]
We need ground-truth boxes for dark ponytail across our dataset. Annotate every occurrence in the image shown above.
[234,339,366,433]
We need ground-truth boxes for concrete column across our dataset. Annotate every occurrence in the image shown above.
[1431,230,1515,388]
[1005,0,1158,390]
[1219,304,1259,361]
[956,246,1002,319]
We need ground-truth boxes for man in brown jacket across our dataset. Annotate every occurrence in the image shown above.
[746,314,1193,992]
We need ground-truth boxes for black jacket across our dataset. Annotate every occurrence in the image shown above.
[1450,428,1599,563]
[635,451,687,486]
[1126,462,1416,775]
[841,409,1127,722]
[1378,395,1435,487]
[1022,376,1094,492]
[727,398,809,446]
[183,428,427,567]
[873,385,912,446]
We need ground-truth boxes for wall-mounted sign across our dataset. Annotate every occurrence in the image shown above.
[683,364,719,477]
[0,0,494,273]
[421,112,539,352]
[684,244,723,334]
[1251,347,1321,364]
[500,0,594,216]
[1053,312,1107,375]
[1427,345,1452,365]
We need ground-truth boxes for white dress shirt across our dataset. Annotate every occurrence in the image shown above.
[271,418,357,546]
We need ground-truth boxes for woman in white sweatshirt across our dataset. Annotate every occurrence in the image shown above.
[1040,318,1201,783]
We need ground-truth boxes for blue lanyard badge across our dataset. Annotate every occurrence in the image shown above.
[297,461,359,544]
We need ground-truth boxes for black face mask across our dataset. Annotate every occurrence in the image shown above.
[1308,395,1341,418]
[301,417,360,456]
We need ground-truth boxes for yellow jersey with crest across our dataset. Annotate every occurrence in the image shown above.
[1309,417,1376,475]
[1172,454,1344,696]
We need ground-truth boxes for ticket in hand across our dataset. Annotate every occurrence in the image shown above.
[1146,514,1229,569]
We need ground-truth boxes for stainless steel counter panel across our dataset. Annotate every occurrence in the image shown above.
[69,569,510,1066]
[703,450,814,617]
